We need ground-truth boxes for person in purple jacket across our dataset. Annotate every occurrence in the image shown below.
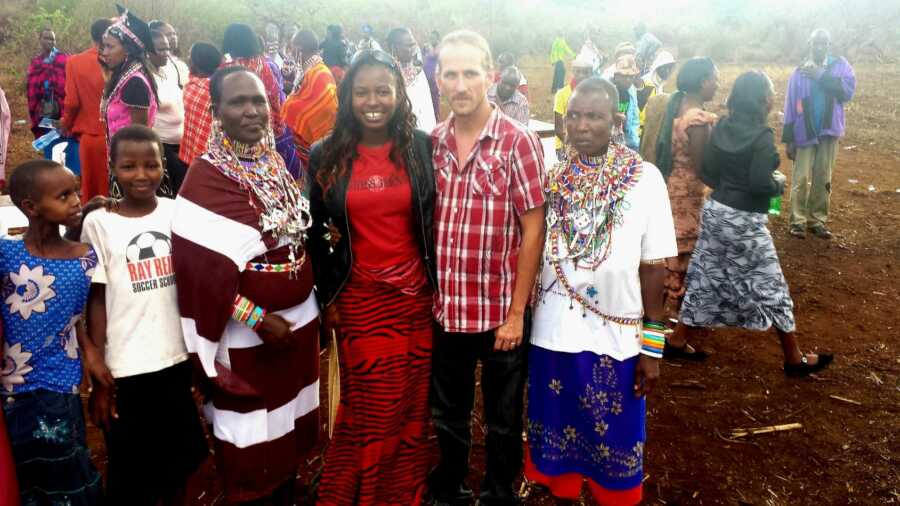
[783,29,856,239]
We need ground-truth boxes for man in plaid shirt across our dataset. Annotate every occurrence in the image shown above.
[429,30,546,506]
[179,43,222,169]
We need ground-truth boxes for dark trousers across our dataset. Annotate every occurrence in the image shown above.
[551,60,566,94]
[163,143,188,195]
[429,320,529,505]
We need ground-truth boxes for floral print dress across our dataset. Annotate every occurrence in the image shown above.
[0,238,96,395]
[0,238,102,506]
[664,108,717,309]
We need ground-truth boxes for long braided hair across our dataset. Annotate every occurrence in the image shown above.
[317,50,420,196]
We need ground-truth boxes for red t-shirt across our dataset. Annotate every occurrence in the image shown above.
[347,142,419,269]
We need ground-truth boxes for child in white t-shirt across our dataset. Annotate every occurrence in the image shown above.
[80,125,207,505]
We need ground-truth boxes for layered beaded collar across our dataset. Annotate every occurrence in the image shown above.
[539,143,644,324]
[546,143,642,270]
[205,121,312,274]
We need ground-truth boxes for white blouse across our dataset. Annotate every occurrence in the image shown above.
[531,162,677,360]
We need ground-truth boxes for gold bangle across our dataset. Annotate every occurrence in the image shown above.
[640,258,666,265]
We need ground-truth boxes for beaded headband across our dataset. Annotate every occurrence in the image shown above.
[107,10,146,51]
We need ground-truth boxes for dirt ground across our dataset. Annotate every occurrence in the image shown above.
[2,60,898,505]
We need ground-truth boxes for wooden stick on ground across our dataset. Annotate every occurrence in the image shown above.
[670,381,707,390]
[829,394,863,406]
[729,423,802,438]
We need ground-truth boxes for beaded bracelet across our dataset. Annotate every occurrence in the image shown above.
[640,322,667,358]
[232,294,267,331]
[247,306,266,331]
[232,294,253,322]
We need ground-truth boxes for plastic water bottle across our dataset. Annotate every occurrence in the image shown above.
[31,129,59,152]
[768,196,782,216]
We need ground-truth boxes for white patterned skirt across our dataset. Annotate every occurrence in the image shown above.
[680,199,796,333]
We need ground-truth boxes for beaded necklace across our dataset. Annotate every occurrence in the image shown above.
[399,61,421,86]
[546,143,641,269]
[100,60,144,120]
[541,143,643,323]
[204,120,312,275]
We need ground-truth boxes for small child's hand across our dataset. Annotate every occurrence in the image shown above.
[82,345,114,389]
[88,382,118,431]
[83,196,118,217]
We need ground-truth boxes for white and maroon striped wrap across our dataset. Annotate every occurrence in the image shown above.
[172,158,320,502]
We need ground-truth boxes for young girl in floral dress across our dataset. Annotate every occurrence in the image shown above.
[0,160,102,505]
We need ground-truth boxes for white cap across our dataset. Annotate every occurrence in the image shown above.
[648,51,676,76]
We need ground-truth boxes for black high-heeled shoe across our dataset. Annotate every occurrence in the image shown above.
[784,353,834,378]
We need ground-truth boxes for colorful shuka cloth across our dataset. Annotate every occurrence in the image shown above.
[179,73,214,166]
[0,238,102,506]
[281,57,337,166]
[26,49,68,135]
[172,129,319,502]
[527,144,677,504]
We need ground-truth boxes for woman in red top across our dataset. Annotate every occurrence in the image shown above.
[307,50,437,505]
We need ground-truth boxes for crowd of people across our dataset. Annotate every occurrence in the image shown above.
[0,6,857,505]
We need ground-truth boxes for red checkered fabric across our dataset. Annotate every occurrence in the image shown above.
[432,106,546,333]
[179,74,213,165]
[26,51,68,131]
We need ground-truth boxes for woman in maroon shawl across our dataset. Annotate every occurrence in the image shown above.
[172,66,319,505]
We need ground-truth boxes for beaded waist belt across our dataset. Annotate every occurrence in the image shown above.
[246,253,306,274]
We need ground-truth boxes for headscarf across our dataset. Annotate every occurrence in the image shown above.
[102,4,158,105]
[106,4,154,56]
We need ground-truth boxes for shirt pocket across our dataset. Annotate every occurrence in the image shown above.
[434,152,453,195]
[471,155,508,197]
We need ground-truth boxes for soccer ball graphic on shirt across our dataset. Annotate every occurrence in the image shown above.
[125,232,172,263]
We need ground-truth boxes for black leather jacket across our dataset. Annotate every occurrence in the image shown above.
[307,130,437,308]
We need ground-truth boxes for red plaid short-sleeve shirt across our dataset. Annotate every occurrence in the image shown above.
[179,74,213,165]
[432,106,546,333]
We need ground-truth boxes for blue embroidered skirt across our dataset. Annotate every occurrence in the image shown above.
[526,347,644,503]
[2,389,103,506]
